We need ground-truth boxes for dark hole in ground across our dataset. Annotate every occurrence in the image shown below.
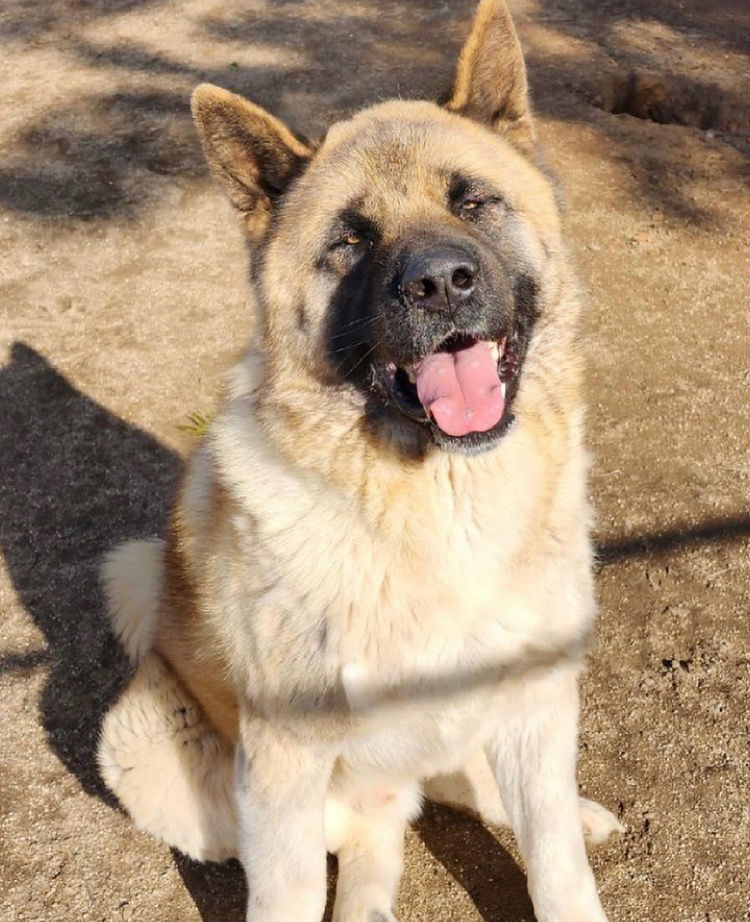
[592,71,749,134]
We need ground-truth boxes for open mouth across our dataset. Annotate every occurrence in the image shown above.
[374,331,522,446]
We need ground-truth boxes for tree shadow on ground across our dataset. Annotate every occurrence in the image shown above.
[2,0,745,223]
[0,90,202,219]
[524,0,750,221]
[596,515,750,564]
[0,0,470,221]
[0,0,168,44]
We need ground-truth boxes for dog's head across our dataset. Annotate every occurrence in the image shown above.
[192,0,567,456]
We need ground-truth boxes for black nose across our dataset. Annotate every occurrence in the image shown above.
[400,246,477,313]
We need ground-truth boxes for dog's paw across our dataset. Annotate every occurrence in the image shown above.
[579,797,624,845]
[333,910,396,922]
[332,896,397,922]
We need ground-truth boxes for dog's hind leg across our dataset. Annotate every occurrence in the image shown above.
[98,538,238,861]
[326,782,422,922]
[425,750,623,845]
[98,653,238,862]
[423,749,510,826]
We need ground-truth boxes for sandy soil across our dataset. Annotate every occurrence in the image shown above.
[1,1,748,920]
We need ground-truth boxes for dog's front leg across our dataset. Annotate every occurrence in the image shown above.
[486,667,609,922]
[237,713,335,922]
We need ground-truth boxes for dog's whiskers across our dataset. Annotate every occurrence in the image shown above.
[333,341,381,377]
[329,338,371,356]
[328,317,376,342]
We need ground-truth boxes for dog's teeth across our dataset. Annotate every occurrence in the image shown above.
[406,367,417,384]
[489,342,500,362]
[500,380,507,398]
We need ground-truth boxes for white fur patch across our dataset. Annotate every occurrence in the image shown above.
[580,797,625,846]
[101,539,164,664]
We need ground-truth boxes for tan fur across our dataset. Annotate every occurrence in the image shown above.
[98,2,621,919]
[191,83,313,240]
[99,651,238,862]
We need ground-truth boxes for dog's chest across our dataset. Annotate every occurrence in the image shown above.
[226,489,583,688]
[212,433,592,722]
[233,487,511,641]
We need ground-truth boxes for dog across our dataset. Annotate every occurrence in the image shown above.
[97,2,623,919]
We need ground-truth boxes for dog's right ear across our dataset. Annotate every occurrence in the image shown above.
[191,84,313,238]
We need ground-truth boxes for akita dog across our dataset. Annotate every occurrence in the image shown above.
[98,2,623,919]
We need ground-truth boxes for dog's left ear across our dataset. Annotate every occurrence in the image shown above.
[444,0,534,151]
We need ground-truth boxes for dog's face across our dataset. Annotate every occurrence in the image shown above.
[192,0,563,455]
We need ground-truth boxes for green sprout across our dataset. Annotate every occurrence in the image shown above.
[178,410,213,438]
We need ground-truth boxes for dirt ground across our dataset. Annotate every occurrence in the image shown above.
[1,1,748,920]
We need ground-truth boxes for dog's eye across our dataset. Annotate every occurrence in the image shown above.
[338,230,372,249]
[325,230,373,274]
[329,231,370,253]
[454,193,505,221]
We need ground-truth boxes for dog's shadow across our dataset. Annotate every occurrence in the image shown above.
[0,342,181,800]
[416,803,535,922]
[0,342,533,921]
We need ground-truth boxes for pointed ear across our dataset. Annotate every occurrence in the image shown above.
[444,0,534,150]
[191,84,313,237]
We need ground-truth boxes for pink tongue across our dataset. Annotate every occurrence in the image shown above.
[413,341,504,437]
